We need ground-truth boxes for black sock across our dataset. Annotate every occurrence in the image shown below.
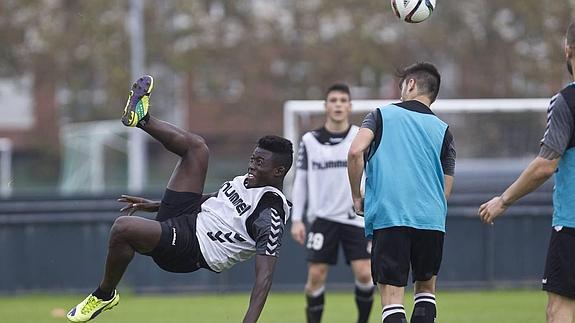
[306,292,325,323]
[355,285,374,323]
[92,286,114,301]
[382,304,407,323]
[136,113,150,128]
[410,293,436,323]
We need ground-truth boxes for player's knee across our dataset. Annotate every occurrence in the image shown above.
[109,216,135,243]
[355,269,372,285]
[184,133,209,155]
[306,267,327,291]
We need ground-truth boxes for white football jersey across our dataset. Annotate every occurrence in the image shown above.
[294,125,364,227]
[195,175,290,272]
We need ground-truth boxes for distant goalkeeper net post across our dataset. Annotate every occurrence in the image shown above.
[283,98,550,199]
[0,138,12,197]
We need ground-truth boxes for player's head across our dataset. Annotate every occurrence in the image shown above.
[324,83,352,123]
[397,62,441,104]
[565,22,575,76]
[246,135,293,188]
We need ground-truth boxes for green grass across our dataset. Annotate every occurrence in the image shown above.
[0,289,546,323]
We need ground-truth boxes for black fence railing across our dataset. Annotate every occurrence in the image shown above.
[0,168,555,293]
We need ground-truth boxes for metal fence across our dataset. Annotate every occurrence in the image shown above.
[0,167,555,294]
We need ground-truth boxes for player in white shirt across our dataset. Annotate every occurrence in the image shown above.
[291,84,374,323]
[67,75,293,323]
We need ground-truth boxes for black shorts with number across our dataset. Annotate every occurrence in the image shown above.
[542,226,575,299]
[371,226,444,287]
[145,189,212,273]
[306,218,371,265]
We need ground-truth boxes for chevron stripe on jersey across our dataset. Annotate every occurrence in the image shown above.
[266,208,282,256]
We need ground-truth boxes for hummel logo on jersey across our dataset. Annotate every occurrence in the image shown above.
[207,231,247,243]
[312,160,347,170]
[266,208,282,256]
[221,181,252,216]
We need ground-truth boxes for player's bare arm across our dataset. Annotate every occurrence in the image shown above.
[348,128,374,215]
[243,255,278,323]
[444,175,454,200]
[478,146,560,224]
[290,172,307,244]
[290,170,307,244]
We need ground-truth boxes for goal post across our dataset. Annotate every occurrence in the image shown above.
[0,138,12,197]
[59,120,147,194]
[283,98,550,198]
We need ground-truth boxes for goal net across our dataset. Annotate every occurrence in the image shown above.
[283,98,550,198]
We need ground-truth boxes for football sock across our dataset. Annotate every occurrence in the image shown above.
[354,280,375,323]
[410,293,436,323]
[136,112,150,128]
[306,286,325,323]
[92,286,114,301]
[382,304,407,323]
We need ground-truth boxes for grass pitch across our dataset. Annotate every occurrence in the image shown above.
[0,289,546,323]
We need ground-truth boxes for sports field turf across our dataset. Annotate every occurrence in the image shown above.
[0,289,546,322]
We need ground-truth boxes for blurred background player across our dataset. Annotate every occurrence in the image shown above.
[67,75,293,323]
[291,83,374,323]
[348,63,456,323]
[479,22,575,323]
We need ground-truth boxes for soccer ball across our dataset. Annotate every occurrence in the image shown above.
[391,0,435,23]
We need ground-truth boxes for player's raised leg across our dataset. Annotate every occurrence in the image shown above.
[122,75,209,196]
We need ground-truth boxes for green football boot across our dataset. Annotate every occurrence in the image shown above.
[67,290,120,322]
[122,75,154,127]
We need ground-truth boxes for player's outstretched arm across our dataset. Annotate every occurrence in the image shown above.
[478,155,558,224]
[348,128,374,215]
[243,255,278,323]
[117,195,160,216]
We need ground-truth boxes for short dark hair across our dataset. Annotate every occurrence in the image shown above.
[257,135,293,173]
[567,22,575,46]
[397,62,441,102]
[325,83,351,100]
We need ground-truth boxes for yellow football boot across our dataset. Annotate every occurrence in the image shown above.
[122,75,154,127]
[67,290,120,322]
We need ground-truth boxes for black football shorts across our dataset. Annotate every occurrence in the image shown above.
[306,218,371,265]
[542,226,575,299]
[371,226,444,287]
[146,189,212,273]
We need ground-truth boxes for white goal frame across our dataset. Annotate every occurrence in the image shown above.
[0,138,12,197]
[60,120,148,194]
[282,98,550,198]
